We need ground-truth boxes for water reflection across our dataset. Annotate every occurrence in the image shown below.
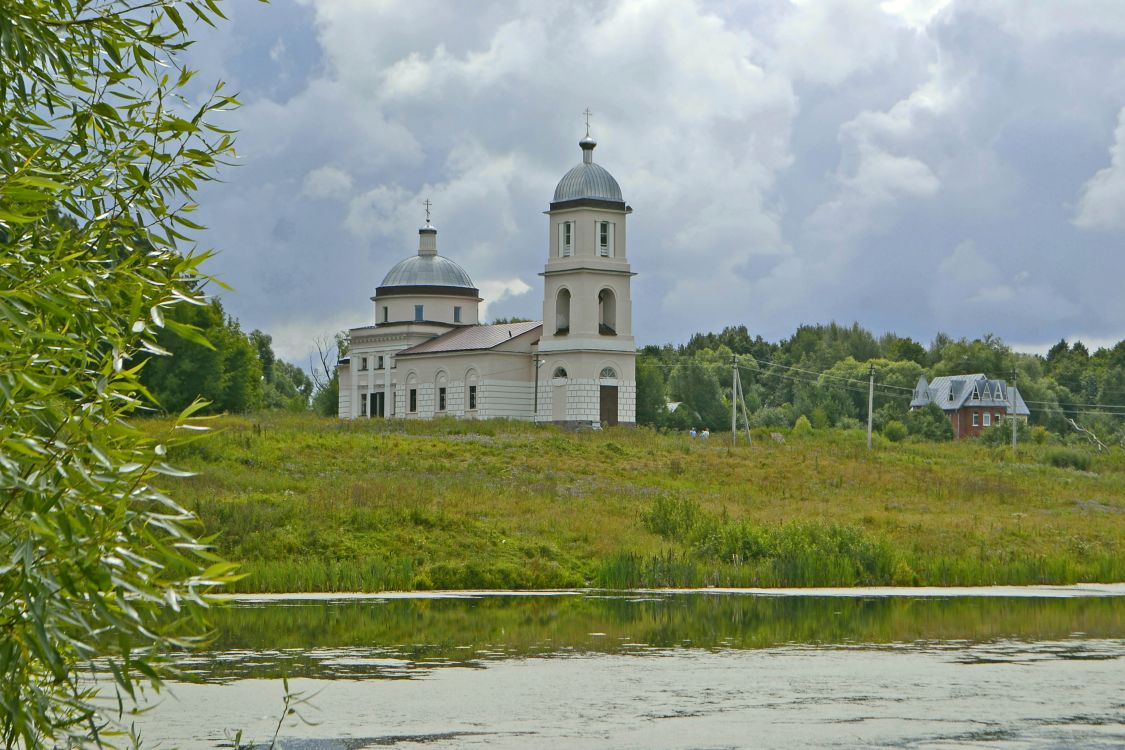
[180,592,1125,682]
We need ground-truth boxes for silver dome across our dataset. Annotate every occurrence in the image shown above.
[552,137,623,203]
[380,254,475,288]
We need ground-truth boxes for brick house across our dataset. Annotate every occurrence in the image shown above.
[910,374,1030,439]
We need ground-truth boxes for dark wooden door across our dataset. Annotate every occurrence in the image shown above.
[373,392,385,418]
[600,385,618,426]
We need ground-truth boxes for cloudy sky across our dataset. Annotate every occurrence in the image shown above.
[183,0,1125,363]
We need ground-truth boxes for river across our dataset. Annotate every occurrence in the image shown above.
[111,587,1125,749]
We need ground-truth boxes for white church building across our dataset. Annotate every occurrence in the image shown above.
[337,132,637,426]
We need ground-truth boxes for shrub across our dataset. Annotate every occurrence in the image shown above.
[749,406,792,428]
[792,415,813,436]
[903,402,954,441]
[1043,447,1092,471]
[883,420,908,442]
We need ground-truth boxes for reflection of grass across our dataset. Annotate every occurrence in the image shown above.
[190,594,1125,681]
[145,413,1125,592]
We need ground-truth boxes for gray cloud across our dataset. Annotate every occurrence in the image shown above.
[183,0,1125,362]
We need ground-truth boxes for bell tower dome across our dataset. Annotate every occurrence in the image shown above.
[537,117,636,426]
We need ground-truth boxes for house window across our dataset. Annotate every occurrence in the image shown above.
[983,412,991,427]
[377,356,384,370]
[559,221,574,257]
[438,387,447,411]
[409,389,417,413]
[454,306,462,323]
[469,385,477,410]
[360,356,368,371]
[414,304,424,321]
[381,306,389,323]
[360,393,368,416]
[598,221,614,257]
[972,411,979,427]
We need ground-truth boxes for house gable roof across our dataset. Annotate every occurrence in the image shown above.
[911,373,1030,416]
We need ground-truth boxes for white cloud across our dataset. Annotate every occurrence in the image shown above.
[302,165,354,200]
[770,0,903,85]
[478,278,533,322]
[1073,107,1125,231]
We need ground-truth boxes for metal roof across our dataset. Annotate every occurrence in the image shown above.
[397,321,542,356]
[911,374,1030,416]
[552,138,623,204]
[380,254,475,288]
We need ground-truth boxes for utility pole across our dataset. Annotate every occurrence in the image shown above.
[1010,369,1017,450]
[735,363,753,446]
[867,364,875,450]
[731,354,738,446]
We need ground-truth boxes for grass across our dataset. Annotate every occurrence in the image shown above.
[141,413,1125,592]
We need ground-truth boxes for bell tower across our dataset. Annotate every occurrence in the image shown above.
[537,117,636,426]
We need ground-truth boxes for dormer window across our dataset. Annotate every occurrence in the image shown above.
[559,221,574,257]
[598,221,614,257]
[971,386,980,400]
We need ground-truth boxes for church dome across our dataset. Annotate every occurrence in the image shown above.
[380,254,475,288]
[552,137,623,204]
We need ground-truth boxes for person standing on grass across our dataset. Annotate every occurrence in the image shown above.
[690,427,697,438]
[701,428,710,439]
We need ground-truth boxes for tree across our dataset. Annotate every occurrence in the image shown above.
[139,298,264,413]
[903,402,954,441]
[668,359,727,431]
[0,2,241,746]
[311,332,347,416]
[635,354,668,427]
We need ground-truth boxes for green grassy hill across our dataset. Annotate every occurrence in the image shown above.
[146,414,1125,592]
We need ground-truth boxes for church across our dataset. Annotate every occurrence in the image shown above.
[337,131,637,427]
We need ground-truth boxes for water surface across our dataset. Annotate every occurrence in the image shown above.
[121,589,1125,748]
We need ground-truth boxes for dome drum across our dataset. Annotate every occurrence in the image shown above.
[374,284,480,300]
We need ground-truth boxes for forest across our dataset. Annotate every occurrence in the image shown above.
[142,306,1125,447]
[636,323,1125,445]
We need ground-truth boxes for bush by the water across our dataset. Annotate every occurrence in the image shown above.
[639,496,901,587]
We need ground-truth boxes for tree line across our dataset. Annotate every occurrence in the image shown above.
[636,323,1125,444]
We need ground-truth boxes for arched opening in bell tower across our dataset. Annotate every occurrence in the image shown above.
[598,288,616,335]
[555,288,571,335]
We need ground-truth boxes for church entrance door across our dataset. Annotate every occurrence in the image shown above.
[600,385,618,426]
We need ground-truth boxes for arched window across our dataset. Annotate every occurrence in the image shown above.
[599,367,617,379]
[555,288,571,335]
[435,371,448,412]
[598,288,616,335]
[406,372,418,413]
[465,369,479,411]
[552,366,568,379]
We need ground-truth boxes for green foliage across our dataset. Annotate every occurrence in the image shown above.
[792,415,813,435]
[139,299,266,413]
[882,420,908,442]
[668,358,727,431]
[903,402,954,441]
[980,419,1029,447]
[0,1,240,745]
[1043,447,1093,471]
[635,355,668,426]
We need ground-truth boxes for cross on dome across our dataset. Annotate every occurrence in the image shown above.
[583,107,593,137]
[423,198,432,224]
